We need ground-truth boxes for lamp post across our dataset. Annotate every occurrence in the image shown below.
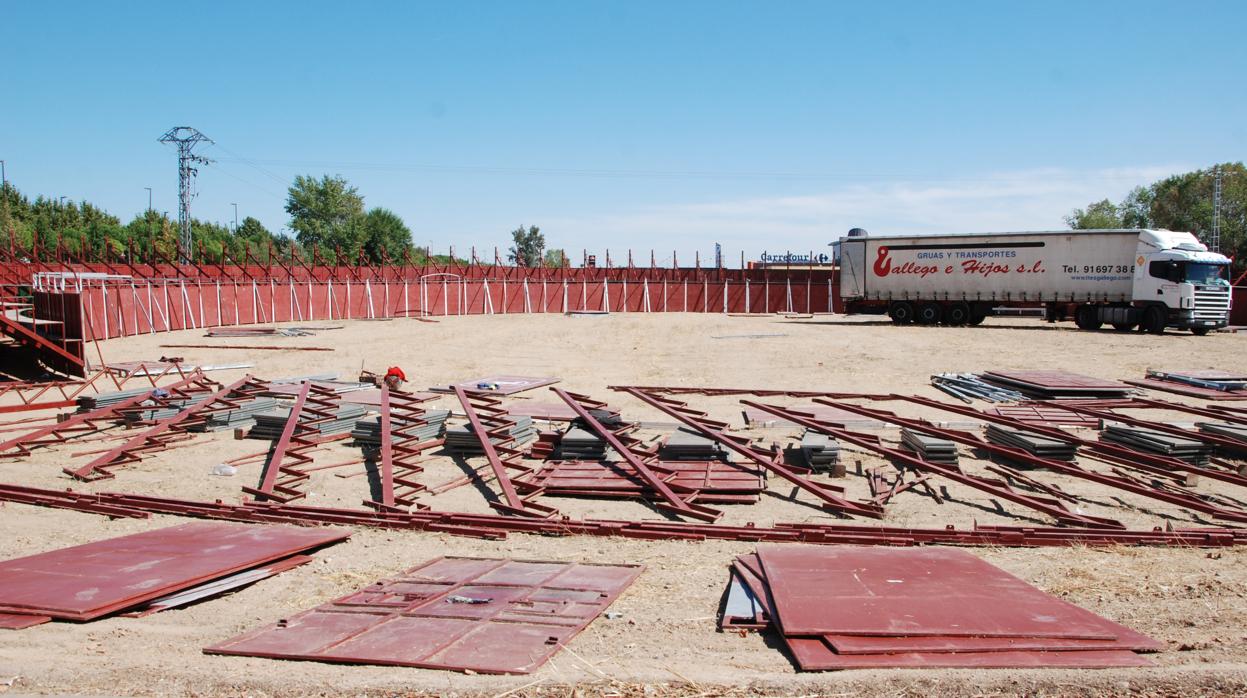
[231,203,238,231]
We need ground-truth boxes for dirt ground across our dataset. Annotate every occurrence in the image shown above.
[2,312,1247,697]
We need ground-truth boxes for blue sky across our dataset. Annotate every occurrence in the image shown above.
[3,1,1244,263]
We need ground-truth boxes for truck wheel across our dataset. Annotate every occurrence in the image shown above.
[916,303,942,325]
[945,302,971,326]
[1075,306,1102,331]
[888,301,914,324]
[1143,306,1166,334]
[1111,322,1136,332]
[1190,327,1211,336]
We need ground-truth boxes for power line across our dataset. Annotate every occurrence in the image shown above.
[211,156,1176,184]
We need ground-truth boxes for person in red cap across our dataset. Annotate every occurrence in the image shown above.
[383,366,407,391]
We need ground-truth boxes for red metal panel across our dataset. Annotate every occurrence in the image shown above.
[982,370,1128,391]
[786,639,1151,669]
[825,631,1162,654]
[755,545,1140,639]
[0,522,349,620]
[0,612,51,629]
[205,556,642,674]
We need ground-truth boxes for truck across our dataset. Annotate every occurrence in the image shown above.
[837,229,1232,335]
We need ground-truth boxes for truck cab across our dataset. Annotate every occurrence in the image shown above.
[1131,230,1232,335]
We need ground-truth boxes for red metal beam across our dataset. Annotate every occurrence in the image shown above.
[453,386,557,518]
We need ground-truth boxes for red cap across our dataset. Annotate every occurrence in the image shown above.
[385,366,407,381]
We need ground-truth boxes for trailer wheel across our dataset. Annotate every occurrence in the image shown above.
[1075,305,1102,331]
[916,303,942,325]
[945,302,971,326]
[968,304,989,325]
[888,301,914,324]
[1111,322,1136,332]
[1142,306,1166,335]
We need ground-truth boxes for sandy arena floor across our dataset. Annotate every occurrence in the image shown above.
[1,312,1246,696]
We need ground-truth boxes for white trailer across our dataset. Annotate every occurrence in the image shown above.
[838,229,1232,335]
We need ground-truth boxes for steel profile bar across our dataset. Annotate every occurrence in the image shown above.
[453,386,557,518]
[553,388,722,522]
[0,372,208,458]
[243,382,313,502]
[809,397,1247,526]
[616,387,883,519]
[376,386,395,507]
[745,400,1122,529]
[66,376,264,481]
[2,482,1244,548]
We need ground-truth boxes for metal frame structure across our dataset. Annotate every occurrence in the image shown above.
[453,386,557,518]
[243,383,343,503]
[614,387,884,519]
[66,375,268,481]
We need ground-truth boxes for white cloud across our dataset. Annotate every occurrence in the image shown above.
[539,165,1189,261]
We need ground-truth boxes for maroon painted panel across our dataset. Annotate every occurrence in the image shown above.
[205,556,642,674]
[0,522,349,620]
[756,545,1135,639]
[825,631,1162,655]
[786,637,1152,670]
[445,375,560,396]
[983,370,1126,391]
[0,612,51,629]
[1125,378,1247,400]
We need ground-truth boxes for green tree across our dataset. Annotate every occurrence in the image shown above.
[543,248,567,268]
[1066,162,1247,268]
[285,174,365,253]
[360,207,412,262]
[1064,199,1123,229]
[507,224,544,267]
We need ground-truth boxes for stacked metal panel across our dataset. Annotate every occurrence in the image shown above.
[557,426,609,460]
[0,522,347,629]
[1101,424,1213,465]
[659,427,725,461]
[123,394,213,423]
[351,409,450,447]
[931,373,1025,403]
[76,387,161,411]
[899,428,959,465]
[799,430,839,471]
[249,404,369,440]
[985,424,1078,461]
[444,416,536,455]
[1197,422,1247,453]
[720,545,1161,670]
[189,397,281,432]
[979,370,1133,399]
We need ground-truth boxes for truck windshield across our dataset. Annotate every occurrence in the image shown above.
[1184,263,1228,285]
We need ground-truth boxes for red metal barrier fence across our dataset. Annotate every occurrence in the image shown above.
[39,275,838,342]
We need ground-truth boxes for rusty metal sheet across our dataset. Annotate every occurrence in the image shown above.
[984,370,1127,391]
[0,612,51,629]
[1125,378,1247,401]
[444,375,560,396]
[504,401,580,422]
[205,556,642,674]
[786,637,1152,670]
[756,545,1135,639]
[0,522,349,620]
